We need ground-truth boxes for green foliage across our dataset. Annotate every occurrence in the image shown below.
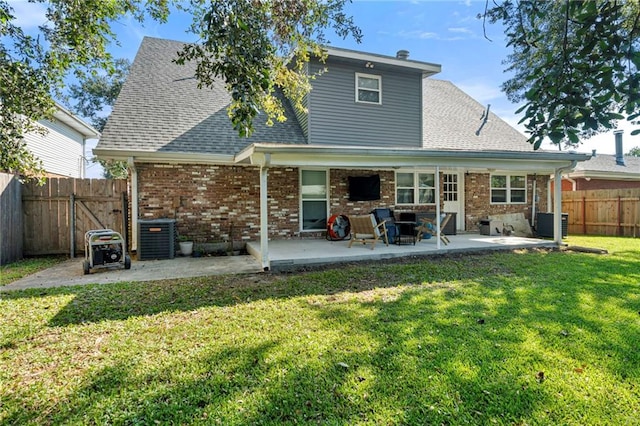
[487,0,640,149]
[628,145,640,156]
[175,0,362,137]
[0,0,170,180]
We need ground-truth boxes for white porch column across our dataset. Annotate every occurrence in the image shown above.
[553,168,563,245]
[435,165,441,250]
[259,161,270,271]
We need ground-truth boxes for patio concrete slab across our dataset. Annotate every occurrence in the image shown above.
[3,234,556,291]
[247,233,557,270]
[1,255,263,292]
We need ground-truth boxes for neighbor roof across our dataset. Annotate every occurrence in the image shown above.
[97,37,306,157]
[569,153,640,180]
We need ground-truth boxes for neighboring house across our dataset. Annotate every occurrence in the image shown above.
[24,102,100,178]
[95,37,590,269]
[561,132,640,190]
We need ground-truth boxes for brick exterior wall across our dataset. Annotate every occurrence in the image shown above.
[136,163,550,243]
[464,173,549,232]
[574,178,640,190]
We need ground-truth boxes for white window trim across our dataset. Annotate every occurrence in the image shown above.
[490,173,527,205]
[355,72,382,105]
[395,170,437,206]
[300,169,330,232]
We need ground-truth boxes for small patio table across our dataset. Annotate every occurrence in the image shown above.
[394,220,417,245]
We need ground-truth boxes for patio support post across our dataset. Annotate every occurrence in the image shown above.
[553,160,576,245]
[436,165,441,250]
[553,168,562,245]
[259,155,271,271]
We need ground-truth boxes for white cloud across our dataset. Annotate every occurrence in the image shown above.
[456,80,503,103]
[448,27,473,34]
[397,30,439,39]
[8,0,47,29]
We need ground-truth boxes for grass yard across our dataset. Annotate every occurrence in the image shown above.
[0,255,67,286]
[1,236,638,425]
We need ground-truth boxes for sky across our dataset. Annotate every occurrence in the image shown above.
[10,0,640,178]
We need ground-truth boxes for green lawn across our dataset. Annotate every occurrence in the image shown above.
[0,255,67,286]
[1,236,638,425]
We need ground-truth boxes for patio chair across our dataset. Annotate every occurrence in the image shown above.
[348,214,389,250]
[416,213,453,245]
[371,208,397,243]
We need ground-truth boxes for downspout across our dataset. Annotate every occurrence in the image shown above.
[553,161,577,245]
[435,165,441,250]
[531,174,537,227]
[128,157,139,252]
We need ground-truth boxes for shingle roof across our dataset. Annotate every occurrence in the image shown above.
[423,79,534,152]
[99,37,539,158]
[98,37,306,156]
[573,153,640,175]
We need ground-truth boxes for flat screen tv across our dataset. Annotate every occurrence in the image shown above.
[348,174,381,201]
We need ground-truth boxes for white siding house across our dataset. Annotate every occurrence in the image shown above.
[24,103,100,178]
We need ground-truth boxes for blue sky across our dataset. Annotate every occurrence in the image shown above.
[11,0,638,177]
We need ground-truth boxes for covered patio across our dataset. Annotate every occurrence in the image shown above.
[246,233,557,271]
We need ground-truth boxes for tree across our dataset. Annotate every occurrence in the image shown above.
[175,0,361,136]
[66,58,131,179]
[628,146,640,156]
[1,0,170,182]
[1,0,360,181]
[486,0,640,149]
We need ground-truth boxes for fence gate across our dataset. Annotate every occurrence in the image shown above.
[22,178,128,256]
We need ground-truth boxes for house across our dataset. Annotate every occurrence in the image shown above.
[561,132,640,191]
[95,37,590,270]
[24,102,100,178]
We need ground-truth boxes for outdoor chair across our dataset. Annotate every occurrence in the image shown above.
[348,214,389,250]
[416,213,453,245]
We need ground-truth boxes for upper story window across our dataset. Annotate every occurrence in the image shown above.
[491,174,526,204]
[396,171,435,205]
[355,73,381,104]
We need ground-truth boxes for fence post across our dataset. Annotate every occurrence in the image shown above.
[618,196,622,236]
[582,197,586,235]
[70,193,76,258]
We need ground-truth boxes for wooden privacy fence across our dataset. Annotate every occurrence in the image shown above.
[561,188,640,237]
[1,173,23,265]
[22,178,128,256]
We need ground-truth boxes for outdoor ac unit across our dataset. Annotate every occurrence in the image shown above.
[137,219,176,260]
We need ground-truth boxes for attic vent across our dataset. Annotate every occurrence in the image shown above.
[138,219,176,260]
[396,50,409,60]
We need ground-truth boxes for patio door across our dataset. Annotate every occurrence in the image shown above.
[442,172,464,231]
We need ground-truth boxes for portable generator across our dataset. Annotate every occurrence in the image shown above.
[83,229,131,275]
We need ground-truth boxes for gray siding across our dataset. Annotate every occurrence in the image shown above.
[308,59,422,147]
[293,92,309,140]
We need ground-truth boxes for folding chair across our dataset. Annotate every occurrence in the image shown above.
[348,214,389,250]
[416,213,453,245]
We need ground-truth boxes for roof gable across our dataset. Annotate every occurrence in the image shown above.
[98,37,306,156]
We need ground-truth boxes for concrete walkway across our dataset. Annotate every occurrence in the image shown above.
[2,234,556,292]
[1,255,263,292]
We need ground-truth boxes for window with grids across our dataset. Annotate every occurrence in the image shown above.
[490,174,526,204]
[355,73,381,104]
[396,172,435,205]
[443,174,458,202]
